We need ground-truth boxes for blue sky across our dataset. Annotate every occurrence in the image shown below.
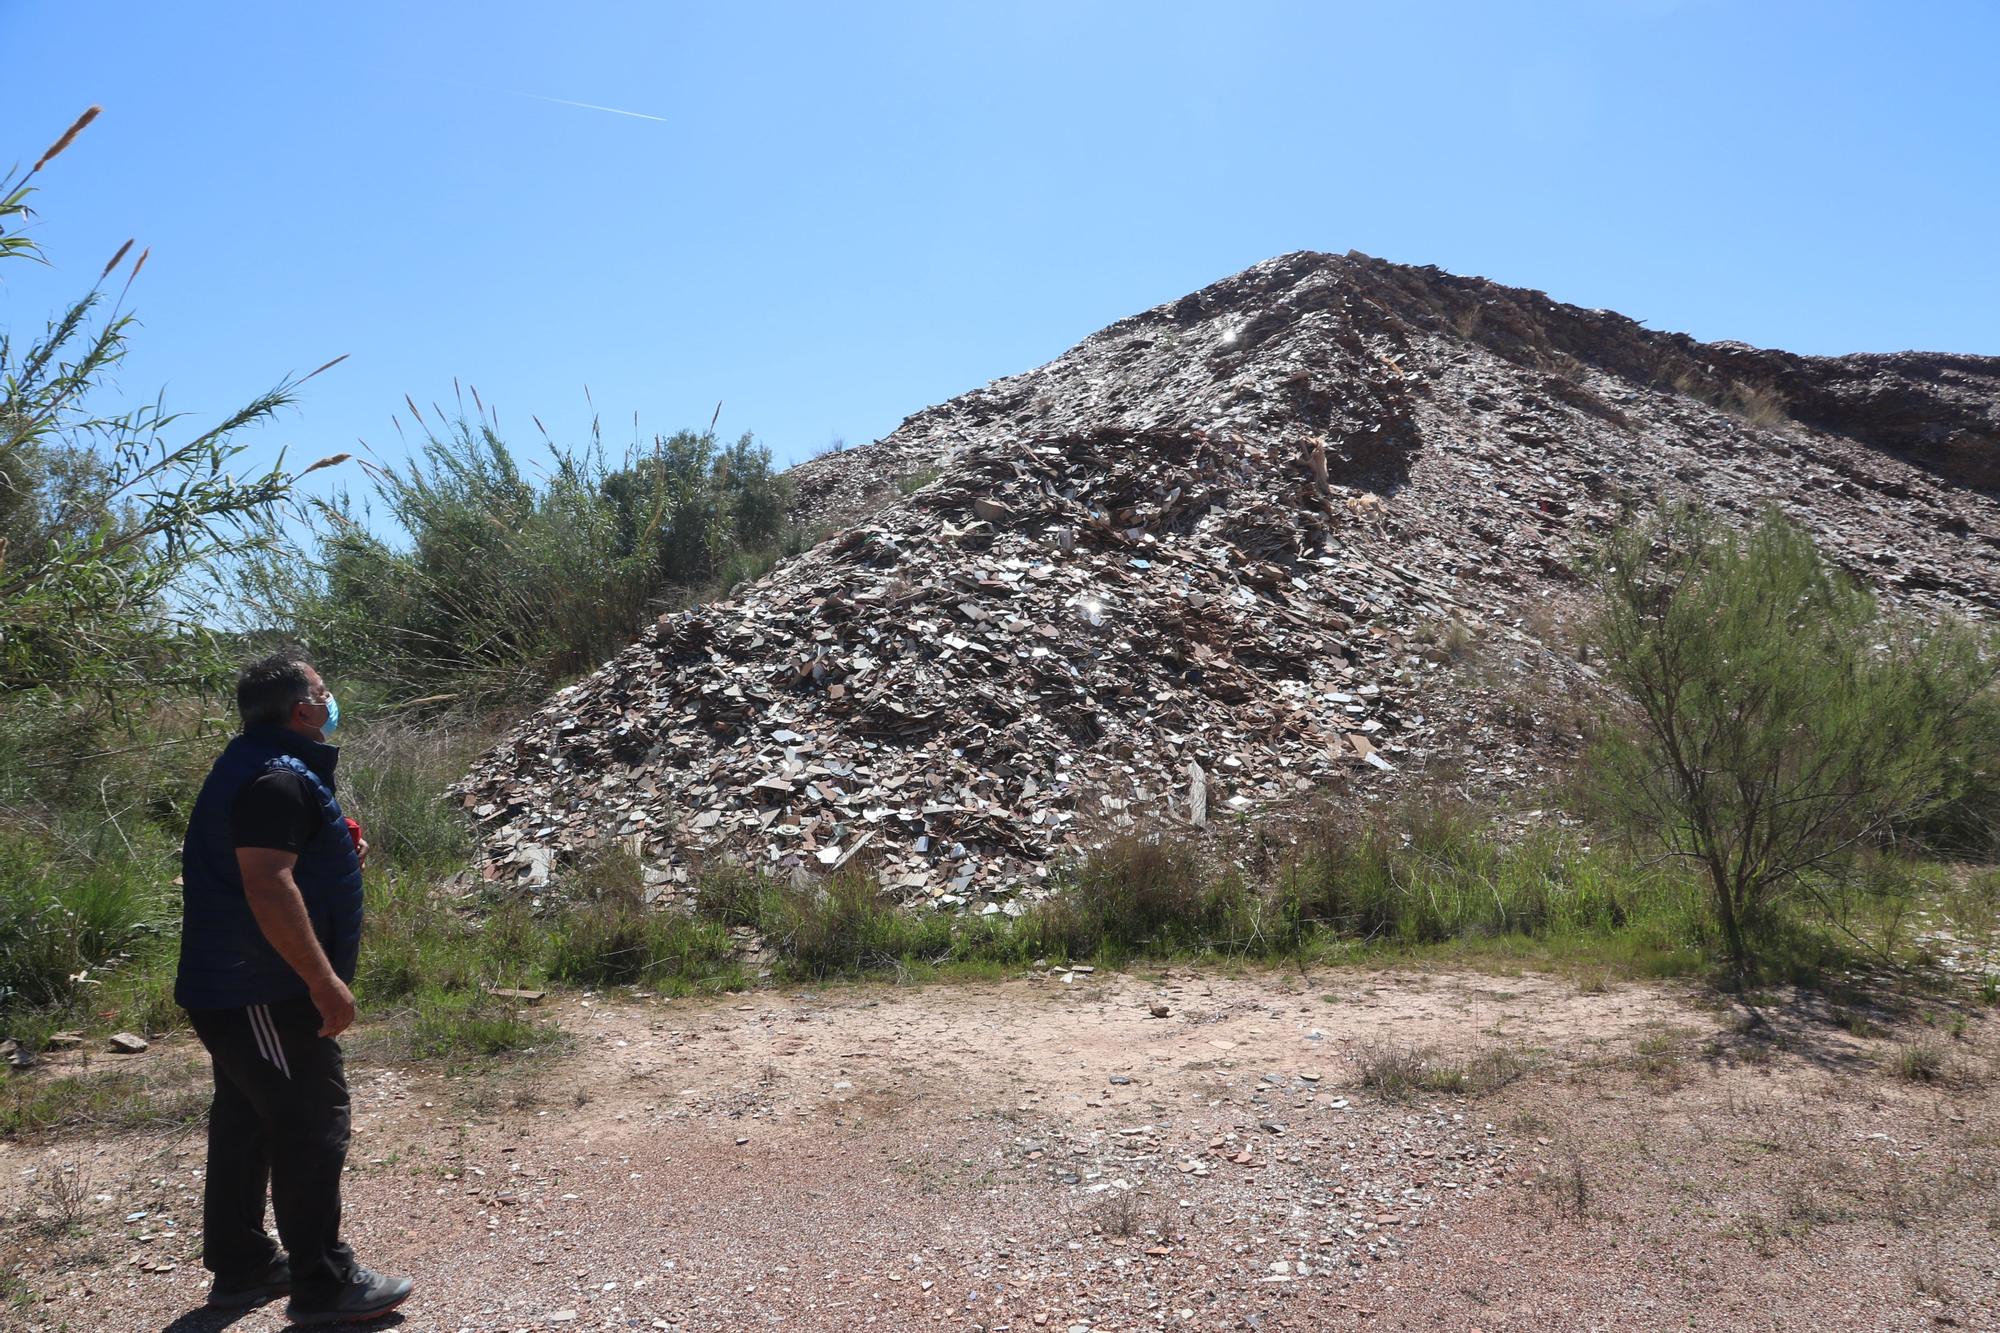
[3,1,1995,499]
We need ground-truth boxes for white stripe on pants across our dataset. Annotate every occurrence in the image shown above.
[249,1004,292,1078]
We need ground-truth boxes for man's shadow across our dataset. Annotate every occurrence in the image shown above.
[160,1307,404,1332]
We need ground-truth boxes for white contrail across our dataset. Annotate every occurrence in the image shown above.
[514,91,667,122]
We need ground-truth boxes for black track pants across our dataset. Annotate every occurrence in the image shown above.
[186,996,356,1298]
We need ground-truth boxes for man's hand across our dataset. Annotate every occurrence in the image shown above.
[356,836,370,872]
[311,975,357,1038]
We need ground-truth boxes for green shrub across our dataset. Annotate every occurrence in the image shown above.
[239,414,797,708]
[0,830,175,1018]
[761,869,957,978]
[354,868,487,1002]
[1276,805,1690,950]
[691,865,766,929]
[1906,688,2000,857]
[1892,1040,1947,1083]
[529,849,732,987]
[1586,505,1996,969]
[545,897,734,988]
[1016,838,1252,962]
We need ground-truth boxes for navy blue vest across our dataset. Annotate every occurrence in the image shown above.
[174,726,365,1010]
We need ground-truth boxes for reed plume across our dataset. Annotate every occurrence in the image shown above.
[32,106,101,175]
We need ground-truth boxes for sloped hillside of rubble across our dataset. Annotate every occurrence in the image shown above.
[457,250,2000,912]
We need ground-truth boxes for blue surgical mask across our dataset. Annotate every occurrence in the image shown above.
[319,692,340,738]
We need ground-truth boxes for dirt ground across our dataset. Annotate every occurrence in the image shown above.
[4,963,1996,1333]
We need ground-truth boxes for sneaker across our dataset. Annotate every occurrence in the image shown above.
[205,1254,292,1308]
[284,1267,414,1325]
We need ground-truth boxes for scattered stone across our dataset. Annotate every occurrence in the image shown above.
[107,1032,149,1055]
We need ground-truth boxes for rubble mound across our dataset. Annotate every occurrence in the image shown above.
[458,251,2000,910]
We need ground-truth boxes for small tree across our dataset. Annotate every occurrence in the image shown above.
[1586,504,1994,970]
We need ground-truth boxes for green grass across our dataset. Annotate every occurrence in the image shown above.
[372,990,565,1063]
[5,785,1967,1074]
[0,1071,209,1139]
[1277,807,1702,947]
[0,828,182,1029]
[3,712,1990,1086]
[681,814,1713,985]
[0,807,1969,1076]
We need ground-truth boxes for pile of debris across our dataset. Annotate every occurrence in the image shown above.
[457,251,2000,912]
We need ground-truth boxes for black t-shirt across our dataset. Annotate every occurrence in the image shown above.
[229,769,322,854]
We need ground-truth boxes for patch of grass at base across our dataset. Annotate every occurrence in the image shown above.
[1,1072,208,1140]
[1892,1039,1947,1084]
[544,864,736,989]
[368,990,564,1064]
[758,869,962,978]
[1357,1042,1533,1103]
[8,716,1987,1084]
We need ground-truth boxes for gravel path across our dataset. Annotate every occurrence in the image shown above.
[6,966,1995,1331]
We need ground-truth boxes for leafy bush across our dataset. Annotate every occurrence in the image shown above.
[239,413,795,707]
[0,109,333,1042]
[1906,688,2000,857]
[1586,505,1995,969]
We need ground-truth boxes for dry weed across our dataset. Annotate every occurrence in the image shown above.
[33,1162,91,1236]
[1090,1189,1176,1241]
[1723,380,1790,430]
[1358,1043,1531,1102]
[1892,1039,1947,1084]
[1530,1143,1589,1221]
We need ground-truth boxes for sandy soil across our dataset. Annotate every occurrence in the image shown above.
[4,964,1995,1332]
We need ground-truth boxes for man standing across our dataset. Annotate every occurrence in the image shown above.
[176,654,413,1324]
